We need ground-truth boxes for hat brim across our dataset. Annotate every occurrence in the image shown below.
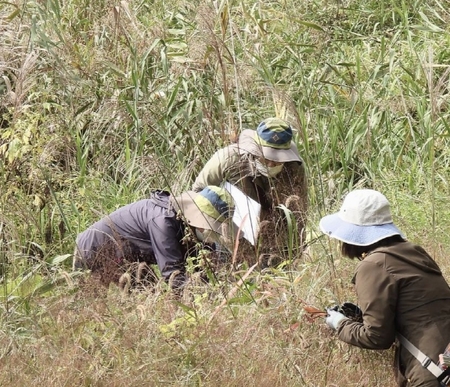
[237,129,302,163]
[319,213,404,246]
[172,191,223,233]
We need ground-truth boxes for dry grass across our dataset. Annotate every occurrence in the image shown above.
[0,273,399,387]
[2,221,448,386]
[2,0,450,385]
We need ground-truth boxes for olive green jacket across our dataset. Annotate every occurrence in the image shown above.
[192,144,271,206]
[337,241,450,386]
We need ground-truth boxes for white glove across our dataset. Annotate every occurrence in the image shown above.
[326,309,348,330]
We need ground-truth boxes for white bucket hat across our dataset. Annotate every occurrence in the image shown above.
[319,189,404,246]
[237,117,302,163]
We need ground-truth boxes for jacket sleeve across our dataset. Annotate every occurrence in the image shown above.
[147,210,186,281]
[192,147,236,192]
[336,258,398,349]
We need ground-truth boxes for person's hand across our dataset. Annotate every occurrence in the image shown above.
[326,309,347,330]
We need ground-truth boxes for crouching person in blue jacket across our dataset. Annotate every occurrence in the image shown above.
[73,186,235,292]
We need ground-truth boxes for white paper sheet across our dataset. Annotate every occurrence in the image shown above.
[224,182,261,246]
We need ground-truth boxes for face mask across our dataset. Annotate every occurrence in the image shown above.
[255,159,284,177]
[195,228,220,244]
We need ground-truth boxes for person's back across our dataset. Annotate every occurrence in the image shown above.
[193,144,274,209]
[75,191,178,263]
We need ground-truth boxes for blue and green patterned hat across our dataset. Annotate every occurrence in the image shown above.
[255,118,293,149]
[238,117,302,163]
[172,186,235,233]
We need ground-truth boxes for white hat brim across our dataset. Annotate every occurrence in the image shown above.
[237,129,302,163]
[319,213,404,246]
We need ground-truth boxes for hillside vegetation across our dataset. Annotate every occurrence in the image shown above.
[1,0,450,385]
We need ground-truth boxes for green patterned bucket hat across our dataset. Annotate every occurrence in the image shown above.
[238,117,302,163]
[172,186,235,233]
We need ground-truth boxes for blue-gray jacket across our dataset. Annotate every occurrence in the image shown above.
[75,191,187,282]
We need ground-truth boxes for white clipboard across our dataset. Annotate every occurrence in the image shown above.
[224,182,261,246]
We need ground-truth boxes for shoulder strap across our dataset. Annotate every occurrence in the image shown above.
[398,334,450,386]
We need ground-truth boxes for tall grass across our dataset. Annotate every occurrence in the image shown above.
[1,0,450,385]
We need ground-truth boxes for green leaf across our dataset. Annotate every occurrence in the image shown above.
[6,8,20,22]
[52,254,72,266]
[297,20,326,32]
[416,11,444,32]
[169,56,194,63]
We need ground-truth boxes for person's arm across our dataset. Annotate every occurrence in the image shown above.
[336,257,398,349]
[192,147,237,192]
[147,211,186,284]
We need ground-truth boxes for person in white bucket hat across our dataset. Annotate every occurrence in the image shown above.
[320,188,404,246]
[320,189,450,387]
